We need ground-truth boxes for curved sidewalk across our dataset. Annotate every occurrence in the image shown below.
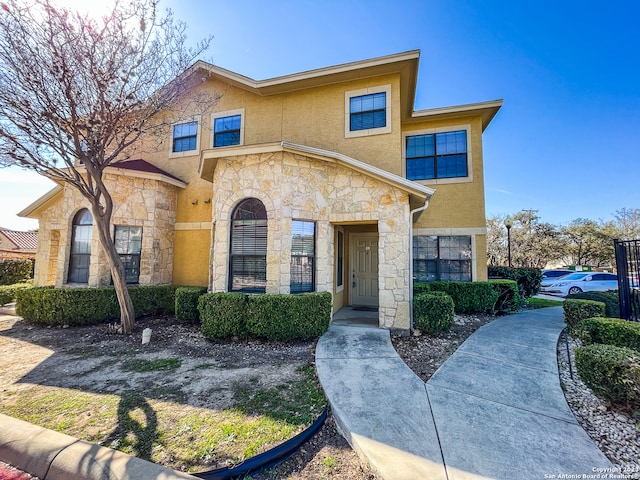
[316,307,613,480]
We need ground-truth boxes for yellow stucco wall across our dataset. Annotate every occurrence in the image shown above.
[173,229,210,286]
[26,55,496,298]
[402,116,486,229]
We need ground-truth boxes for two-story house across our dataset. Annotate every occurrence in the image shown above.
[19,50,501,332]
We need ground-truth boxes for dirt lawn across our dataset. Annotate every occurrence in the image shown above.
[0,312,379,479]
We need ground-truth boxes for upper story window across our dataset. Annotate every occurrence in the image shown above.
[169,115,201,158]
[212,109,244,148]
[172,121,198,153]
[406,130,468,181]
[345,85,391,138]
[350,92,386,131]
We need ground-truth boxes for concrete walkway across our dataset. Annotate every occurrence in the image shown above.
[316,307,613,480]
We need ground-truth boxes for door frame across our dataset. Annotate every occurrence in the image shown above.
[349,233,379,307]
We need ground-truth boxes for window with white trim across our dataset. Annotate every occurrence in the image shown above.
[169,116,201,158]
[172,121,198,152]
[345,85,391,138]
[406,130,468,180]
[212,109,244,147]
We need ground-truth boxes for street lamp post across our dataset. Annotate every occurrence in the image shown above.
[504,218,513,268]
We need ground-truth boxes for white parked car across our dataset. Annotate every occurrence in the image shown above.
[540,272,619,297]
[540,269,573,288]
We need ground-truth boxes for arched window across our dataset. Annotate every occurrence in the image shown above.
[229,198,267,293]
[68,209,92,283]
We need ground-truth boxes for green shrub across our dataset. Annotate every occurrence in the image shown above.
[0,259,33,286]
[199,292,250,339]
[247,292,332,341]
[425,281,499,314]
[489,279,520,313]
[576,317,640,352]
[15,285,177,326]
[563,299,605,331]
[567,290,620,318]
[127,285,178,316]
[575,343,640,411]
[413,282,432,296]
[488,266,542,297]
[175,286,208,323]
[413,293,455,334]
[0,283,32,306]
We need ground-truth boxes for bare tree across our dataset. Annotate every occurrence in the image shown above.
[613,208,640,241]
[0,0,214,333]
[486,215,509,266]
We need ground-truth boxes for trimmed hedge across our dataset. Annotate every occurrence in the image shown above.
[0,283,32,306]
[576,317,640,352]
[488,266,542,297]
[567,290,620,318]
[199,292,332,342]
[489,279,520,313]
[175,286,208,323]
[418,281,499,313]
[0,259,33,286]
[563,299,605,331]
[15,285,179,326]
[413,293,454,334]
[575,343,640,410]
[199,292,250,339]
[247,292,332,341]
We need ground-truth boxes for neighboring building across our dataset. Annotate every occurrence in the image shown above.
[19,50,502,332]
[0,227,37,260]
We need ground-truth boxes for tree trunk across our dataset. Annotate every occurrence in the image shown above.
[92,208,136,334]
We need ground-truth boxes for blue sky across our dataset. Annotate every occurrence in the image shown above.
[1,0,639,230]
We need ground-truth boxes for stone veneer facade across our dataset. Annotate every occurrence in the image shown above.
[209,151,413,331]
[33,172,179,288]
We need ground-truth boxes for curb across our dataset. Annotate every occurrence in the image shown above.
[0,408,328,480]
[0,413,202,480]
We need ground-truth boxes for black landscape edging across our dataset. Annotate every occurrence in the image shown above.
[193,407,328,480]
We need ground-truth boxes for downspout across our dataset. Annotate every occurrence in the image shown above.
[409,199,430,332]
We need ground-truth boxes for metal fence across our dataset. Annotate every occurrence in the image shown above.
[614,239,640,321]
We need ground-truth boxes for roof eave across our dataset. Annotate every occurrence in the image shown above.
[407,99,504,131]
[193,50,421,96]
[18,185,64,218]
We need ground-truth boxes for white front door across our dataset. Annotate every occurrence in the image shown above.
[351,234,379,307]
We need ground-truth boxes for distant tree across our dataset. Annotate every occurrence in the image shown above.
[560,219,616,268]
[0,0,214,333]
[486,215,507,266]
[612,208,640,240]
[487,211,563,268]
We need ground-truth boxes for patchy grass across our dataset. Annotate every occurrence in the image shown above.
[233,365,326,426]
[0,364,325,473]
[525,297,564,309]
[121,357,181,372]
